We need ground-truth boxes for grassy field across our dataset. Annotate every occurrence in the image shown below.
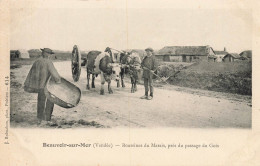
[11,51,88,66]
[160,61,252,95]
[28,50,88,60]
[10,58,69,67]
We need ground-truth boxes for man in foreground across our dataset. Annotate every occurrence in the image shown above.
[24,48,61,125]
[140,47,158,100]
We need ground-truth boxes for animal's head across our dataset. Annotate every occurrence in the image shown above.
[129,51,141,64]
[105,47,116,63]
[107,63,121,81]
[119,52,131,64]
[104,47,111,53]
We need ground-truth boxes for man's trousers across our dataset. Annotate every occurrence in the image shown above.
[143,78,154,97]
[37,89,54,121]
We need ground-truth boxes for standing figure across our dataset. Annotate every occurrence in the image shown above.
[24,48,61,125]
[140,47,158,100]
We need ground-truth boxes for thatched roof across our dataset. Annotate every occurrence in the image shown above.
[10,50,18,54]
[208,54,217,59]
[15,49,30,58]
[156,46,214,56]
[239,50,252,59]
[214,51,228,55]
[223,53,241,59]
[17,49,29,54]
[28,49,41,53]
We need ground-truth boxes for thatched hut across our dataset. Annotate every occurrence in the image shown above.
[223,53,241,62]
[10,50,19,59]
[215,51,228,62]
[10,49,30,59]
[155,46,216,62]
[239,50,252,60]
[28,49,42,58]
[215,48,228,62]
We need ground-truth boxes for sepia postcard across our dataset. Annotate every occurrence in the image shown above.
[1,0,260,165]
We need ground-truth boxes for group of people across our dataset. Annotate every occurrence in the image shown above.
[24,47,158,125]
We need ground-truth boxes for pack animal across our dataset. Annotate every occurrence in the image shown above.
[99,55,121,94]
[82,49,121,95]
[81,51,101,89]
[118,52,130,88]
[119,51,142,93]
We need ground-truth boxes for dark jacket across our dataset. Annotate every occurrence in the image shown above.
[24,57,61,93]
[141,55,158,79]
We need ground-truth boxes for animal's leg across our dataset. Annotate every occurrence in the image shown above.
[100,72,105,95]
[134,79,138,92]
[92,74,95,88]
[108,80,113,94]
[130,76,134,93]
[134,71,138,92]
[100,84,105,95]
[121,72,125,88]
[86,72,90,90]
[117,80,120,88]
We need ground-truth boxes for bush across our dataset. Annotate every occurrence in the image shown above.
[157,62,188,78]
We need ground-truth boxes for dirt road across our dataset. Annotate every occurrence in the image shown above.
[10,61,251,128]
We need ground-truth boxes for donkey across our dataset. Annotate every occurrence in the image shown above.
[127,52,142,93]
[119,51,131,88]
[119,51,142,93]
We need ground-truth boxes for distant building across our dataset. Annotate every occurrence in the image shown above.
[10,50,19,59]
[155,46,216,62]
[28,49,42,58]
[214,47,228,62]
[10,49,30,59]
[223,53,241,62]
[239,50,252,60]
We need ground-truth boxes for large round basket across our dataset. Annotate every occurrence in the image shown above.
[44,77,81,108]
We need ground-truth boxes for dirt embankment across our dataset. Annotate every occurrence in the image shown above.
[158,61,252,95]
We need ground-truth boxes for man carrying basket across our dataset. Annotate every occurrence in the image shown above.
[24,48,61,126]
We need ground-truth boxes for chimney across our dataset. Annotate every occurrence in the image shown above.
[206,45,210,53]
[224,47,226,52]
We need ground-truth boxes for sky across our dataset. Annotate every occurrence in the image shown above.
[10,7,252,53]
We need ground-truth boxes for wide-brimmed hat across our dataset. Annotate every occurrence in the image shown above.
[41,48,55,54]
[145,47,154,52]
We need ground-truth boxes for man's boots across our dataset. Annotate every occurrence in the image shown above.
[147,93,153,100]
[140,92,148,99]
